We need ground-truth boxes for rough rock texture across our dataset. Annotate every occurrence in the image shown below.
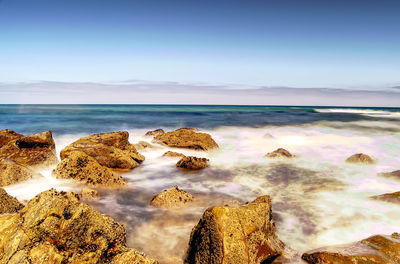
[150,185,194,208]
[379,170,400,180]
[81,188,99,201]
[345,153,375,164]
[0,189,158,264]
[145,129,165,138]
[134,141,158,151]
[162,151,185,158]
[60,131,145,170]
[153,128,219,151]
[302,233,400,264]
[176,156,209,170]
[0,188,24,214]
[53,151,126,186]
[185,195,284,264]
[0,129,23,148]
[371,191,400,204]
[265,148,295,159]
[0,158,42,186]
[0,131,58,167]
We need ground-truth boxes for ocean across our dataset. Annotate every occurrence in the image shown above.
[2,104,400,263]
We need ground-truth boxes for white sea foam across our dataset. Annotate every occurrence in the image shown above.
[314,108,400,118]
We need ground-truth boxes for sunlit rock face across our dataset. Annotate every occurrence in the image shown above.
[60,131,145,170]
[176,156,209,170]
[0,158,42,187]
[185,195,284,264]
[345,153,375,164]
[0,188,24,214]
[150,185,194,208]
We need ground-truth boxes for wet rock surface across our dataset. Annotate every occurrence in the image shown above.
[0,189,157,264]
[176,156,209,170]
[185,195,284,264]
[150,185,194,208]
[265,148,295,159]
[163,151,185,158]
[60,131,145,170]
[0,158,42,186]
[134,141,158,151]
[0,187,24,214]
[153,128,219,151]
[145,129,165,137]
[345,153,375,164]
[0,129,23,148]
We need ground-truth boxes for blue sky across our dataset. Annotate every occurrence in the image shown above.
[0,0,399,88]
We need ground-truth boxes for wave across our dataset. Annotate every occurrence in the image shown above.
[314,108,400,118]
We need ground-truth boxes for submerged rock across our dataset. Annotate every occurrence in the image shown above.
[302,233,400,264]
[145,129,165,137]
[378,170,400,180]
[176,156,209,170]
[0,129,23,148]
[0,131,58,167]
[345,153,375,164]
[81,187,99,201]
[0,188,24,214]
[60,131,145,170]
[0,189,157,264]
[371,191,400,204]
[134,141,158,151]
[185,195,284,264]
[53,151,126,186]
[162,151,185,158]
[265,148,295,159]
[153,128,219,151]
[0,158,42,187]
[150,185,194,208]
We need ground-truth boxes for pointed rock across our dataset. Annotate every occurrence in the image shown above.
[150,186,194,208]
[265,148,295,159]
[0,188,24,214]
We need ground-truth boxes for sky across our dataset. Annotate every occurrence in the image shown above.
[0,0,399,104]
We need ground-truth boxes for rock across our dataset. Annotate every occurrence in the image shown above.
[0,188,24,214]
[134,141,158,151]
[0,129,23,148]
[302,233,400,264]
[176,156,209,170]
[0,158,42,186]
[60,131,145,170]
[53,151,126,186]
[81,187,99,201]
[371,191,400,204]
[0,131,58,167]
[145,129,165,137]
[378,170,400,180]
[265,148,295,158]
[345,153,375,164]
[185,195,284,264]
[150,185,194,208]
[162,151,185,158]
[153,128,219,151]
[0,189,157,264]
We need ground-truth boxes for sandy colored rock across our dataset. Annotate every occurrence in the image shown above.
[0,129,23,148]
[145,129,165,137]
[378,170,400,180]
[371,191,400,204]
[185,195,284,264]
[265,148,295,158]
[0,189,157,264]
[302,233,400,264]
[345,153,375,164]
[0,158,42,186]
[153,128,219,151]
[0,131,58,167]
[53,151,126,186]
[81,187,99,201]
[134,141,158,151]
[60,131,145,170]
[177,156,209,170]
[150,185,194,208]
[162,151,185,158]
[0,188,24,214]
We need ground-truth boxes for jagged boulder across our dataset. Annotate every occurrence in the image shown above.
[0,158,42,186]
[60,131,145,170]
[134,141,158,151]
[185,195,284,264]
[0,188,24,214]
[0,189,157,264]
[145,129,165,137]
[345,153,375,164]
[302,233,400,264]
[153,128,219,151]
[150,185,194,208]
[81,187,99,201]
[0,131,58,167]
[176,156,209,170]
[162,151,185,158]
[265,148,295,159]
[371,191,400,204]
[0,129,23,148]
[53,151,126,186]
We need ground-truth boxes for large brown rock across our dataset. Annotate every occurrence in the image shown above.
[176,156,209,170]
[0,129,23,148]
[345,153,375,164]
[0,189,157,264]
[302,233,400,264]
[60,131,145,170]
[145,129,165,137]
[153,128,219,151]
[53,151,126,186]
[185,195,284,264]
[0,131,58,167]
[150,185,194,208]
[371,191,400,204]
[0,158,42,186]
[265,148,295,159]
[0,188,24,214]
